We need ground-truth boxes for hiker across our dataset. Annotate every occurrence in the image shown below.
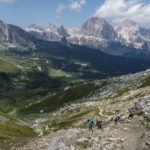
[87,118,94,132]
[96,120,102,130]
[114,114,121,124]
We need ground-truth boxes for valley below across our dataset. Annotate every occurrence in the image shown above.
[0,64,150,150]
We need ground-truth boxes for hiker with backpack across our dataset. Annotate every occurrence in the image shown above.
[87,118,94,132]
[114,114,121,124]
[96,120,102,130]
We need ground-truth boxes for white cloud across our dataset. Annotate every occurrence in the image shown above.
[56,4,66,14]
[0,0,17,2]
[69,0,87,11]
[94,0,150,27]
[56,0,87,14]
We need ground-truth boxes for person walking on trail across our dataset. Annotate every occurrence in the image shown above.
[114,114,121,124]
[87,118,94,133]
[96,120,102,130]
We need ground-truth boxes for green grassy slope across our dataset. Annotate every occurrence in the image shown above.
[0,58,19,73]
[18,81,107,115]
[0,121,36,150]
[0,111,36,150]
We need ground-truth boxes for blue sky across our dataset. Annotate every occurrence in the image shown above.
[0,0,103,27]
[0,0,149,28]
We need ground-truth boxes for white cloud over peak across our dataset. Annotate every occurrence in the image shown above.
[0,0,17,2]
[94,0,150,27]
[56,0,87,14]
[69,0,87,11]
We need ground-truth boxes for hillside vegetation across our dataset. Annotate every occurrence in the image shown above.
[0,67,150,149]
[0,51,150,149]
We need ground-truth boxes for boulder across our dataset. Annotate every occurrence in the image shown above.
[48,136,67,150]
[129,95,150,119]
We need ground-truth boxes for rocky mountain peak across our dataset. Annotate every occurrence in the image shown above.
[57,25,69,37]
[116,19,150,49]
[25,23,69,42]
[67,27,80,36]
[45,24,69,37]
[25,24,44,32]
[81,16,117,40]
[86,16,108,25]
[120,19,138,28]
[0,20,36,51]
[0,20,4,25]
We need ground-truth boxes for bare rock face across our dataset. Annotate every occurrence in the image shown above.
[129,94,150,118]
[81,17,117,41]
[0,20,36,51]
[116,20,150,50]
[57,25,69,38]
[48,136,67,150]
[0,20,7,42]
[25,24,69,42]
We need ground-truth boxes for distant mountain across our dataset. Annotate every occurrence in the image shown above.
[25,24,69,42]
[25,17,150,61]
[81,17,117,41]
[67,17,118,50]
[67,17,150,60]
[25,17,119,49]
[116,19,150,50]
[0,20,36,51]
[68,17,150,50]
[1,18,150,61]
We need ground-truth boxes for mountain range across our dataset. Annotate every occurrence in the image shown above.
[25,24,69,42]
[25,17,150,57]
[0,17,150,60]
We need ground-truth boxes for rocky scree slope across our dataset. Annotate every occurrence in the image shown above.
[16,69,150,150]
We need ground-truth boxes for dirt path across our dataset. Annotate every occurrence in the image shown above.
[17,116,149,150]
[113,117,147,150]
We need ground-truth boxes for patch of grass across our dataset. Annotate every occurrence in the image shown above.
[8,57,39,72]
[48,68,72,78]
[114,86,131,97]
[0,88,48,101]
[139,75,150,88]
[0,88,49,113]
[19,83,103,115]
[0,121,36,150]
[0,58,19,73]
[0,121,36,137]
[0,100,14,113]
[78,141,90,149]
[42,107,94,132]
